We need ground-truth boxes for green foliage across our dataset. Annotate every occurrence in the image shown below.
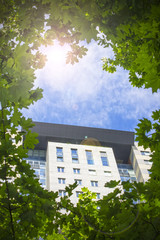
[51,2,160,238]
[96,0,160,93]
[46,231,65,240]
[0,0,160,239]
[0,1,92,238]
[136,109,160,152]
[105,180,120,188]
[58,180,160,240]
[0,107,60,239]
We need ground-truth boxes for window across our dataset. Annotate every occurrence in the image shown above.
[40,161,45,167]
[86,150,94,165]
[28,150,33,157]
[40,169,45,178]
[100,152,109,166]
[119,169,129,177]
[118,167,137,182]
[104,171,112,177]
[28,160,33,167]
[57,156,63,162]
[121,176,130,182]
[57,167,64,173]
[59,190,66,197]
[74,179,82,185]
[33,150,39,157]
[39,150,46,160]
[58,178,66,184]
[57,147,63,155]
[56,147,63,162]
[123,169,129,176]
[40,179,46,186]
[71,149,79,163]
[88,169,96,175]
[131,177,137,182]
[27,149,46,160]
[128,169,136,177]
[26,158,46,187]
[34,169,40,178]
[91,181,98,187]
[144,160,152,165]
[73,168,80,174]
[96,193,100,199]
[33,161,40,169]
[76,191,82,197]
[141,151,150,156]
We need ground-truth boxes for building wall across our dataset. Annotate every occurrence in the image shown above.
[46,142,121,203]
[24,141,151,199]
[25,149,46,187]
[130,142,152,183]
[24,122,153,202]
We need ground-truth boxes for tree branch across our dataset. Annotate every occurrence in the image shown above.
[59,197,140,238]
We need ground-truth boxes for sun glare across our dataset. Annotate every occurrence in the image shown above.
[37,41,74,90]
[42,42,71,65]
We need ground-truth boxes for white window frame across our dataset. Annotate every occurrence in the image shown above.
[57,167,64,173]
[104,171,112,177]
[74,179,82,185]
[91,181,98,187]
[59,190,66,197]
[73,168,80,174]
[58,178,66,184]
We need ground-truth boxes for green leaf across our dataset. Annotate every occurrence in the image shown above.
[20,117,35,131]
[105,180,120,188]
[11,106,22,126]
[152,110,160,122]
[23,130,39,149]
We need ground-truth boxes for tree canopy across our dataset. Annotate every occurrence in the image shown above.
[0,0,160,239]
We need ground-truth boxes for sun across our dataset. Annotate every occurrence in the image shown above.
[40,41,71,65]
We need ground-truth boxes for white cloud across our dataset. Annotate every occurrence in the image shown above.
[35,40,113,100]
[23,41,160,131]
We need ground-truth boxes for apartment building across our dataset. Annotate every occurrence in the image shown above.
[24,122,151,201]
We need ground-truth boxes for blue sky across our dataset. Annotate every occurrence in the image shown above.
[22,40,160,132]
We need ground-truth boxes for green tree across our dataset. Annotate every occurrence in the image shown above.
[98,0,160,92]
[0,106,61,239]
[57,1,160,239]
[43,1,160,239]
[0,0,89,238]
[59,176,160,239]
[0,0,160,239]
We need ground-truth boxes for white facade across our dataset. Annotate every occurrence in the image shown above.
[24,122,152,202]
[25,141,150,202]
[46,142,121,203]
[130,142,152,183]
